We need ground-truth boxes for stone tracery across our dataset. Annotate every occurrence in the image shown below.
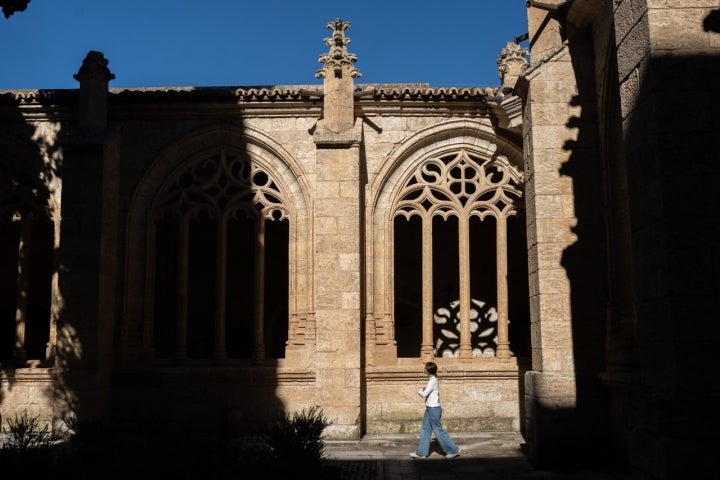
[389,148,523,360]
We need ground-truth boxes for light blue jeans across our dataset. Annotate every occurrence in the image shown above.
[414,406,460,457]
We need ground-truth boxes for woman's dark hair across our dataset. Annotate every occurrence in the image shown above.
[425,362,437,375]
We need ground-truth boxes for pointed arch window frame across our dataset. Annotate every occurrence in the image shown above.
[365,125,525,366]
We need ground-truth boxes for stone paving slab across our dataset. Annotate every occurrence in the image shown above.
[324,433,631,480]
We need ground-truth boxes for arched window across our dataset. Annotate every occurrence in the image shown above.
[392,149,525,359]
[0,149,55,368]
[149,148,289,363]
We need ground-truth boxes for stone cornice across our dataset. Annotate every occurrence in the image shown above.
[0,84,521,135]
[0,89,78,106]
[1,84,501,106]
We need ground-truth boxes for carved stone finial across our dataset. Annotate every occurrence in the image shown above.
[497,41,528,90]
[316,18,361,79]
[73,51,116,84]
[73,51,115,136]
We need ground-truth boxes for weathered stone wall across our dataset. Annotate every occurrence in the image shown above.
[366,366,523,434]
[521,0,720,475]
[615,1,720,477]
[0,85,528,439]
[522,0,622,468]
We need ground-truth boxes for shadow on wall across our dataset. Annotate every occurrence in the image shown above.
[539,6,720,473]
[1,52,293,438]
[616,47,720,477]
[703,8,720,32]
[0,89,68,423]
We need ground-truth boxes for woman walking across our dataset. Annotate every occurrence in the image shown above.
[410,361,461,458]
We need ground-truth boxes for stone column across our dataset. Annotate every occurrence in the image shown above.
[313,19,363,439]
[56,51,118,420]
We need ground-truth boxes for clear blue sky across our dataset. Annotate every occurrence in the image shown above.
[0,0,529,90]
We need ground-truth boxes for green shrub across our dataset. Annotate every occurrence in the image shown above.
[1,410,64,453]
[0,408,344,478]
[266,405,332,469]
[0,410,70,472]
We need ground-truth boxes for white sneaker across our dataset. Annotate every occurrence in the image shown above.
[410,452,425,458]
[446,448,461,459]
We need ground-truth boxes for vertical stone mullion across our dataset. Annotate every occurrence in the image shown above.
[458,216,472,359]
[421,213,434,359]
[253,217,266,363]
[495,214,511,359]
[13,217,30,365]
[175,216,189,362]
[214,215,227,364]
[143,221,157,352]
[48,215,60,364]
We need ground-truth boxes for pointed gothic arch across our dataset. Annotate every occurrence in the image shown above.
[122,125,313,365]
[365,119,526,364]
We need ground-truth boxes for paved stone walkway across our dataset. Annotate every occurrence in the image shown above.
[324,433,631,480]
